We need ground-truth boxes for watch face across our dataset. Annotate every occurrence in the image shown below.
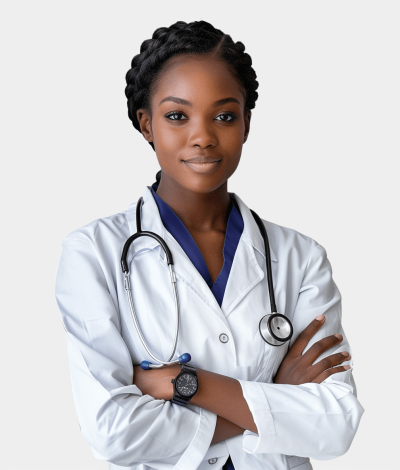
[176,373,198,397]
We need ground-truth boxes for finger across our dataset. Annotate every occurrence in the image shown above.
[288,315,326,356]
[302,334,344,364]
[310,351,351,378]
[311,365,351,384]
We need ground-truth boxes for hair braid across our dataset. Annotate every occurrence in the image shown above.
[125,20,259,151]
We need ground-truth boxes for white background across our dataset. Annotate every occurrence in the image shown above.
[1,1,398,469]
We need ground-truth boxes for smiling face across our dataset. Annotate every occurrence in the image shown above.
[136,54,251,194]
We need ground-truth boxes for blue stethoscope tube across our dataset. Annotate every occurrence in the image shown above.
[121,197,293,370]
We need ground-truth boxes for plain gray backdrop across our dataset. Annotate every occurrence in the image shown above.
[1,1,398,469]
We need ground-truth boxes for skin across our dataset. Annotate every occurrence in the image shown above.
[135,54,351,444]
[137,54,250,282]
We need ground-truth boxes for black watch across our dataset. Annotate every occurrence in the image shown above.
[171,363,198,406]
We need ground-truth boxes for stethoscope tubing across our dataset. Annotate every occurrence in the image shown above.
[121,195,294,369]
[250,209,277,314]
[123,266,180,366]
[122,197,180,368]
[121,230,174,272]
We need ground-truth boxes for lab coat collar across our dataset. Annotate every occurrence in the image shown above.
[125,186,277,325]
[127,187,277,263]
[232,193,278,263]
[126,186,167,254]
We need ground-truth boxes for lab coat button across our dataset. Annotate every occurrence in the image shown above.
[219,333,229,343]
[208,458,218,464]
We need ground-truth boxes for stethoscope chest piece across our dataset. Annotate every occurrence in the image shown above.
[259,313,293,346]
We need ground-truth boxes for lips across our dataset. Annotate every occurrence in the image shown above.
[182,156,222,174]
[184,156,221,164]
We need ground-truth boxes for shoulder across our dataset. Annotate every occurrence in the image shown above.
[258,219,335,293]
[60,208,132,252]
[265,219,319,250]
[234,192,323,263]
[262,218,325,267]
[57,209,135,287]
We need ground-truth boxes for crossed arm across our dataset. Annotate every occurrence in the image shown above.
[132,314,351,445]
[57,238,363,465]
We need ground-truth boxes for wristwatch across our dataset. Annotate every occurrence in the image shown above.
[171,363,198,406]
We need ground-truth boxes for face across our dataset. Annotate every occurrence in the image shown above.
[136,55,251,194]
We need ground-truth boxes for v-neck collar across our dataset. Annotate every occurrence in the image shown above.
[150,183,244,306]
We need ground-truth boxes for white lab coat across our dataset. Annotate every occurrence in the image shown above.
[55,185,364,470]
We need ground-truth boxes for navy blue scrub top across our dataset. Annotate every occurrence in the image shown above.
[151,182,240,470]
[151,182,244,307]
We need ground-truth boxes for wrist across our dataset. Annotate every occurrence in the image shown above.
[189,368,218,407]
[133,364,181,400]
[164,364,182,400]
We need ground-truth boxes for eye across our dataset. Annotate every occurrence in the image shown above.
[215,113,237,122]
[165,112,187,121]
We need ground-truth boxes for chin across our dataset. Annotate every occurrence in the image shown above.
[180,175,228,195]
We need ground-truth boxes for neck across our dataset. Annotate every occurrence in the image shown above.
[155,174,231,232]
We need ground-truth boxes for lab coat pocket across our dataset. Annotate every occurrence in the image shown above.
[251,327,274,382]
[262,340,290,383]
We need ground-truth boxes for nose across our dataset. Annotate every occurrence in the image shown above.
[188,117,218,149]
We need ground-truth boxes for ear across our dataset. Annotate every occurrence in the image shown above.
[243,110,251,143]
[136,109,153,143]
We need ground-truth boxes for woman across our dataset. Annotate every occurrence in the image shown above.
[55,20,364,470]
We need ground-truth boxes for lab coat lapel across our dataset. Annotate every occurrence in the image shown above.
[126,187,279,328]
[126,186,165,256]
[127,186,230,329]
[221,193,278,317]
[163,231,227,320]
[234,193,278,263]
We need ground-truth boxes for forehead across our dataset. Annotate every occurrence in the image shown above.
[150,55,245,106]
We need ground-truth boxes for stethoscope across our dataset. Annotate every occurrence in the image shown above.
[121,196,293,370]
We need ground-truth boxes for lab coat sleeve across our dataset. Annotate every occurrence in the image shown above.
[237,243,364,460]
[55,235,217,469]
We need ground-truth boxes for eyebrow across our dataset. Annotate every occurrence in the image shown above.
[158,96,241,107]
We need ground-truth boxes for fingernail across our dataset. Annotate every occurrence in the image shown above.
[341,352,349,356]
[335,334,343,340]
[316,315,325,321]
[344,365,351,370]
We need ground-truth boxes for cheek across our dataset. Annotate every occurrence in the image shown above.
[220,120,245,149]
[220,128,244,167]
[224,131,243,153]
[153,122,185,152]
[154,132,184,175]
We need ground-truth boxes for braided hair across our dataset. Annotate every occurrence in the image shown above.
[125,20,259,151]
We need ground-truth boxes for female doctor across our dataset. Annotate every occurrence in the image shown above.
[55,20,364,470]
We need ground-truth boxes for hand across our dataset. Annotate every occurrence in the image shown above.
[132,363,181,400]
[273,315,351,385]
